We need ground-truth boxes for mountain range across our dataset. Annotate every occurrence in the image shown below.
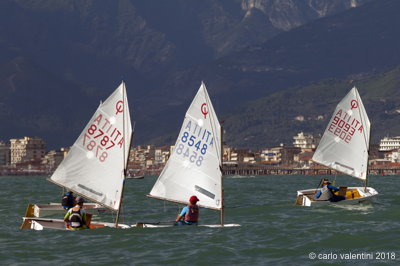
[1,0,399,150]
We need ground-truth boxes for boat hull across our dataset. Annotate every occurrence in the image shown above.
[295,186,378,206]
[133,222,241,228]
[33,203,108,217]
[21,217,130,231]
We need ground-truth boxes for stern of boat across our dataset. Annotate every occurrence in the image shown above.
[295,190,315,206]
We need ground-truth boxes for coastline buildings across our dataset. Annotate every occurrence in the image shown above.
[293,132,321,149]
[10,137,46,167]
[379,136,400,151]
[42,149,66,171]
[2,133,400,175]
[260,145,301,166]
[0,141,10,166]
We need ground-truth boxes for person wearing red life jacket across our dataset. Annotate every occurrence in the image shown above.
[175,196,199,225]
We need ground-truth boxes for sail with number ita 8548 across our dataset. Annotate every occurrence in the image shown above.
[49,82,132,211]
[149,82,222,210]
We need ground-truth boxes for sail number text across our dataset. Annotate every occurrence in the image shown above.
[175,131,208,166]
[82,124,117,162]
[328,115,363,144]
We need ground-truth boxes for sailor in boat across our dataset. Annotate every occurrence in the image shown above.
[315,179,346,202]
[64,196,89,230]
[175,196,200,226]
[61,191,75,210]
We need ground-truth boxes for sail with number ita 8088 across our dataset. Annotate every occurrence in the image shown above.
[312,87,370,180]
[149,82,222,210]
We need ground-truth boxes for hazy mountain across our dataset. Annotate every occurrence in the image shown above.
[167,0,400,106]
[222,65,400,150]
[145,0,400,147]
[0,56,92,143]
[0,0,393,149]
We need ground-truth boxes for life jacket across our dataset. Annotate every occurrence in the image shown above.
[69,209,83,228]
[316,185,334,201]
[62,193,74,209]
[184,204,199,222]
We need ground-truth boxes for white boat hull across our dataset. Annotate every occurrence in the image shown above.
[21,217,130,231]
[133,222,241,228]
[295,186,378,207]
[33,203,108,218]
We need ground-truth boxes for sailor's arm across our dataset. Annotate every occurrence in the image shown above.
[175,207,188,221]
[328,185,340,192]
[175,214,183,222]
[64,210,71,223]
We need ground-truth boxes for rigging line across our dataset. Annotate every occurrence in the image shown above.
[202,82,222,166]
[121,204,125,224]
[354,88,370,152]
[354,88,370,184]
[353,88,371,189]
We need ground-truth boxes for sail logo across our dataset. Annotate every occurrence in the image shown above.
[327,108,363,144]
[350,100,358,109]
[201,103,208,118]
[115,100,124,115]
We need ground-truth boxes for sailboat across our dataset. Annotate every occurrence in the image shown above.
[21,81,132,230]
[296,87,378,206]
[137,82,239,228]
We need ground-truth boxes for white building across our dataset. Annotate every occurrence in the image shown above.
[0,141,10,166]
[260,148,281,164]
[383,150,400,163]
[10,137,46,165]
[154,146,171,165]
[42,150,65,171]
[293,132,321,149]
[379,136,400,151]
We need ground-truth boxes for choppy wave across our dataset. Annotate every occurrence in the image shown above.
[1,175,399,265]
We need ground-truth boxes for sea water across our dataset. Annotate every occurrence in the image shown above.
[0,175,399,265]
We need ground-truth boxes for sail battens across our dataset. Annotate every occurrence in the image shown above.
[78,184,103,196]
[333,162,354,171]
[195,185,216,199]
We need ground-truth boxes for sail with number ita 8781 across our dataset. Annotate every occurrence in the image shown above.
[49,82,132,211]
[148,82,222,210]
[312,87,370,180]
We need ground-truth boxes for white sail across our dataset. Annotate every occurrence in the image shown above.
[149,82,222,210]
[312,87,370,180]
[50,82,132,210]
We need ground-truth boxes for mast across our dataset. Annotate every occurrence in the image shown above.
[202,82,224,225]
[115,81,130,227]
[220,124,224,227]
[354,87,370,192]
[364,125,371,192]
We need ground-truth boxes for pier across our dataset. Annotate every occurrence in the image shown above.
[222,165,400,176]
